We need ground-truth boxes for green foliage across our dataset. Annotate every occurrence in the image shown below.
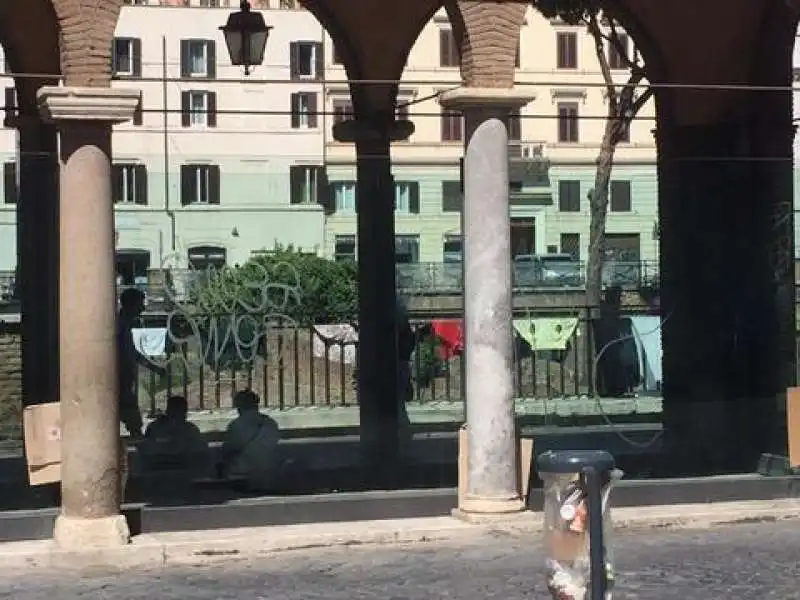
[189,246,358,326]
[530,0,600,25]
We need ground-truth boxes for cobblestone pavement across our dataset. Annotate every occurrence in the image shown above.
[0,521,797,599]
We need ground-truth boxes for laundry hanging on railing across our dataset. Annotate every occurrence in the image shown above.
[431,319,464,359]
[512,317,579,351]
[312,324,359,364]
[132,327,168,357]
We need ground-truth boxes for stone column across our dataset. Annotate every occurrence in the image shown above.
[37,87,140,548]
[656,117,795,473]
[439,88,533,514]
[12,116,59,407]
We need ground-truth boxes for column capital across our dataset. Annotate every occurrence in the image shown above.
[36,86,140,124]
[438,87,534,111]
[332,118,414,143]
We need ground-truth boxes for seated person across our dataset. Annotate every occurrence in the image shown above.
[217,389,283,491]
[140,395,210,475]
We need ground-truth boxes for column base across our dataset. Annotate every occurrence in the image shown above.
[53,514,130,549]
[459,493,525,515]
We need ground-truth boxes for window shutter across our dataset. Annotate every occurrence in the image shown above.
[289,42,299,78]
[134,165,148,205]
[314,42,324,80]
[4,87,16,119]
[132,93,143,126]
[181,91,191,127]
[206,40,216,79]
[290,93,299,128]
[180,40,191,78]
[408,182,420,214]
[111,165,122,203]
[289,165,302,204]
[315,166,329,209]
[307,93,318,128]
[206,92,217,127]
[352,179,359,213]
[208,165,221,204]
[180,165,194,205]
[132,38,142,77]
[3,162,17,204]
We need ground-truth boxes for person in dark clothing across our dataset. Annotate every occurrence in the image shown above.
[117,288,164,438]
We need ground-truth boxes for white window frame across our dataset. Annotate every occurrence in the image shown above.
[394,181,412,214]
[113,38,134,76]
[187,40,209,77]
[114,164,140,205]
[296,42,320,79]
[189,165,213,204]
[295,166,319,204]
[189,91,209,127]
[395,235,421,264]
[332,181,356,213]
[442,234,462,263]
[291,92,314,129]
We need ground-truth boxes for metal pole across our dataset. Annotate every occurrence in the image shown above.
[582,466,606,600]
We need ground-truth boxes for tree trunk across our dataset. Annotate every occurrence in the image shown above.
[585,120,617,309]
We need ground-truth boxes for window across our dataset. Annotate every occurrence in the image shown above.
[610,180,632,212]
[439,29,459,67]
[441,111,463,142]
[508,109,521,142]
[332,99,353,124]
[180,164,221,205]
[290,165,324,205]
[332,43,343,65]
[443,234,462,263]
[289,41,323,80]
[112,164,148,205]
[334,235,356,262]
[116,250,150,287]
[180,39,216,79]
[515,42,520,68]
[557,102,579,143]
[560,233,580,260]
[4,87,16,121]
[181,91,217,127]
[199,0,220,5]
[290,92,318,128]
[113,37,142,77]
[396,102,409,122]
[330,180,356,213]
[556,32,578,69]
[3,161,16,204]
[395,235,420,264]
[608,34,630,70]
[188,246,226,271]
[441,180,462,212]
[558,180,581,212]
[394,181,420,214]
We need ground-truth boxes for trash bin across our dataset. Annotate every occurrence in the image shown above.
[536,450,621,600]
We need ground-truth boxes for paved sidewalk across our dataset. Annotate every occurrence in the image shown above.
[0,520,798,599]
[0,499,796,571]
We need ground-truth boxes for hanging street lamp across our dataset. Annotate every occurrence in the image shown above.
[220,0,272,76]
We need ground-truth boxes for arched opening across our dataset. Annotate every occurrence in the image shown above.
[187,244,227,271]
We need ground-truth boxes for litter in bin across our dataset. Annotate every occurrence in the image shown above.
[542,470,620,600]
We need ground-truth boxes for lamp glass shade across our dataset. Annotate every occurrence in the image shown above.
[220,9,271,67]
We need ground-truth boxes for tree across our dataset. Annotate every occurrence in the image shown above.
[531,0,653,308]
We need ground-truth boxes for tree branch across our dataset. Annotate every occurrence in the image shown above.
[598,16,645,77]
[630,85,654,116]
[587,13,617,112]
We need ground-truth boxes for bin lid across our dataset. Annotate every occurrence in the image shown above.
[536,450,615,474]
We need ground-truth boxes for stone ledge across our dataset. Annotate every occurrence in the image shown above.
[439,87,535,111]
[0,500,797,571]
[37,86,141,124]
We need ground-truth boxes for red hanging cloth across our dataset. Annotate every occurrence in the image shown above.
[431,319,464,360]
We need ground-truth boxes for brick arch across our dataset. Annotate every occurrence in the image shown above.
[49,0,123,87]
[0,0,61,113]
[443,0,525,88]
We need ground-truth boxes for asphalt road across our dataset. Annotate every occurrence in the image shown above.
[0,521,797,599]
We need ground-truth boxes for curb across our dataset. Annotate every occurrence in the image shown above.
[0,499,797,571]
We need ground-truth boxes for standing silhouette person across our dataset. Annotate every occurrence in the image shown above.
[117,288,165,498]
